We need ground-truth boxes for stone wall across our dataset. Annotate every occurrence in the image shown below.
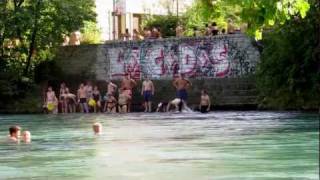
[55,34,260,109]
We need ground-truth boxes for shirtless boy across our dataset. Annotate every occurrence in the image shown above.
[45,86,58,114]
[22,131,31,143]
[199,89,211,113]
[173,74,192,103]
[121,74,137,112]
[141,76,154,112]
[8,126,21,143]
[59,83,69,113]
[77,83,89,113]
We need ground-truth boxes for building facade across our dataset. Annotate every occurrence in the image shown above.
[95,0,193,41]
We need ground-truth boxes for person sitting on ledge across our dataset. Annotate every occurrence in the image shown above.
[92,122,102,135]
[199,89,211,113]
[8,126,21,143]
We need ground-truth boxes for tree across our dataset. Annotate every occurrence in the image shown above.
[256,0,320,109]
[0,0,96,111]
[0,0,96,76]
[183,0,311,38]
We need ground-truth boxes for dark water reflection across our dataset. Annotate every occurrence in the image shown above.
[0,111,318,179]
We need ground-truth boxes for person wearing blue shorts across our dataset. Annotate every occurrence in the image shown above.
[173,74,192,103]
[141,76,154,112]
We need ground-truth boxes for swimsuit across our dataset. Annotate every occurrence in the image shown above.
[80,98,87,103]
[176,89,188,101]
[143,90,152,102]
[93,93,100,102]
[200,105,209,113]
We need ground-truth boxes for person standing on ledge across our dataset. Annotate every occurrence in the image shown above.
[173,74,192,104]
[199,89,211,113]
[121,73,137,112]
[106,80,117,96]
[141,76,155,112]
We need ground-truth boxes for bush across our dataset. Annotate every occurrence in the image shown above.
[256,4,320,110]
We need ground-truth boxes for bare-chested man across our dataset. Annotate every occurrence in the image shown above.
[199,89,211,113]
[77,83,89,113]
[107,80,117,96]
[141,76,154,112]
[121,74,137,112]
[173,74,192,103]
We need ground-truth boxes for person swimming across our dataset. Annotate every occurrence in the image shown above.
[92,122,102,135]
[22,131,31,143]
[8,126,21,143]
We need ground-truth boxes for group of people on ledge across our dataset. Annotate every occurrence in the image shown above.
[119,21,241,41]
[43,74,211,114]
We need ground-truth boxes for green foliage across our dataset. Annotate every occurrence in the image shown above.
[0,0,96,113]
[81,21,102,44]
[256,2,320,109]
[183,0,311,39]
[0,0,96,76]
[183,0,242,35]
[143,14,181,38]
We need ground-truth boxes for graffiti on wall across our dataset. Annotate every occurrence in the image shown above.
[103,36,259,79]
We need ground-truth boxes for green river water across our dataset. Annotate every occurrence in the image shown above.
[0,112,318,180]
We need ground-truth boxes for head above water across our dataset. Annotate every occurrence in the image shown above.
[92,122,102,135]
[9,126,21,138]
[22,131,31,143]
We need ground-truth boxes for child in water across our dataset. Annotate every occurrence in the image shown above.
[22,131,31,143]
[8,126,21,143]
[92,122,102,135]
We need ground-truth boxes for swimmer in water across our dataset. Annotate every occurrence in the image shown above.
[92,122,102,135]
[22,131,31,143]
[8,126,21,143]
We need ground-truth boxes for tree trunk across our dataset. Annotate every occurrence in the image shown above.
[23,0,41,76]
